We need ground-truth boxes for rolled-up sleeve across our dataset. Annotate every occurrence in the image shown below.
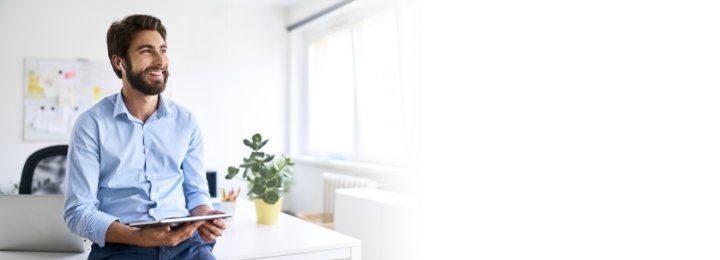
[181,114,213,211]
[64,112,118,247]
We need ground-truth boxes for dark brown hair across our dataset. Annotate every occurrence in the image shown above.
[106,14,166,78]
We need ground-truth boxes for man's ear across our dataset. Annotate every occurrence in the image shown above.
[111,55,124,73]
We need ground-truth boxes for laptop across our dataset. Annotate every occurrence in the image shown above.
[0,195,88,252]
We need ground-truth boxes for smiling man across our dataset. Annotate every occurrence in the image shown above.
[64,14,225,260]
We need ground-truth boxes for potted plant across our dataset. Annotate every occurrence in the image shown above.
[226,133,294,224]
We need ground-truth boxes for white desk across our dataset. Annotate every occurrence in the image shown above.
[0,200,361,260]
[214,200,361,259]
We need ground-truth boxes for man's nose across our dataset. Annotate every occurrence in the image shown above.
[153,52,167,68]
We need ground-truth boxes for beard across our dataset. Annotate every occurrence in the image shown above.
[123,58,169,95]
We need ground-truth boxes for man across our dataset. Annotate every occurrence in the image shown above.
[64,14,226,259]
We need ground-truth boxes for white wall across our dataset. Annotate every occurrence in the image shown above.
[0,0,288,191]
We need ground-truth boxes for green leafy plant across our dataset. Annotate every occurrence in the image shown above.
[226,133,294,205]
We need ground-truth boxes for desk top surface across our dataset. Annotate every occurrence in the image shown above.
[213,199,360,258]
[0,199,360,259]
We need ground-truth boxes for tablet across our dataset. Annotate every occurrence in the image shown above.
[128,213,233,227]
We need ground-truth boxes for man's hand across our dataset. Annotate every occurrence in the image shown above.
[190,205,227,242]
[106,220,203,247]
[134,221,204,247]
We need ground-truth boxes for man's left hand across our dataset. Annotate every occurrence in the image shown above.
[190,205,227,242]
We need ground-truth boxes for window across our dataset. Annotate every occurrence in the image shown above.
[307,29,355,155]
[300,9,411,166]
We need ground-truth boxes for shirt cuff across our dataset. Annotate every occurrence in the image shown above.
[90,212,119,247]
[186,194,213,212]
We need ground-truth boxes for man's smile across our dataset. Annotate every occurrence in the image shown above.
[146,69,165,81]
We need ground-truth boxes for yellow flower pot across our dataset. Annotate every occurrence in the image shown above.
[253,197,283,225]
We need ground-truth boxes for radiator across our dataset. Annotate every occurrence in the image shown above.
[322,172,379,214]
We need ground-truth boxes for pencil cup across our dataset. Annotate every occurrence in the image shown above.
[219,201,236,214]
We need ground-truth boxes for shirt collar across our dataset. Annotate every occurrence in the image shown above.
[157,94,174,118]
[112,92,129,118]
[112,92,174,119]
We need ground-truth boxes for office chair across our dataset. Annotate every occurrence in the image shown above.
[19,145,68,195]
[206,171,218,198]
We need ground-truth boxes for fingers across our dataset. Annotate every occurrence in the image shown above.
[198,218,225,242]
[156,221,219,246]
[213,218,227,230]
[201,219,226,230]
[147,222,202,247]
[174,221,202,238]
[165,221,200,245]
[185,221,203,233]
[198,226,216,242]
[201,222,223,236]
[141,224,173,247]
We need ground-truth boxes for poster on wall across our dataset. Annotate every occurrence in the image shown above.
[24,58,118,141]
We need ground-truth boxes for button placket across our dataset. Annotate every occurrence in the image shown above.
[142,124,150,180]
[139,170,146,182]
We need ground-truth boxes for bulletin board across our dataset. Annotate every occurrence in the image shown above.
[23,58,118,141]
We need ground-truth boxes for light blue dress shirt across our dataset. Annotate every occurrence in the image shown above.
[64,92,212,247]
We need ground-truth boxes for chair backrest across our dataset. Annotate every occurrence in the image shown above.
[19,145,69,195]
[206,171,218,198]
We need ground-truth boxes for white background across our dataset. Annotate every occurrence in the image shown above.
[416,0,720,259]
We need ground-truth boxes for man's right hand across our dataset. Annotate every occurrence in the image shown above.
[106,220,204,247]
[132,221,204,247]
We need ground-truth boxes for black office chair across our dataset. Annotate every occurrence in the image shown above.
[206,171,218,198]
[19,145,69,195]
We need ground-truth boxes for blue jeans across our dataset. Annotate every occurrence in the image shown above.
[88,232,216,260]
